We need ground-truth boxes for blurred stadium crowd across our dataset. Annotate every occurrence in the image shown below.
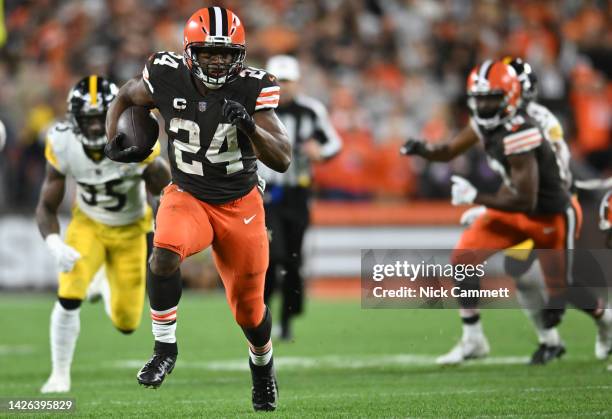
[0,0,610,212]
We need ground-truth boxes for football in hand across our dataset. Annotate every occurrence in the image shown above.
[116,106,159,156]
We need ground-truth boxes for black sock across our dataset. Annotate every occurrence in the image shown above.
[242,307,272,348]
[462,314,480,325]
[147,266,182,311]
[457,275,480,309]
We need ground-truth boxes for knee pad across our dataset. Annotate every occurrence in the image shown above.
[58,297,82,310]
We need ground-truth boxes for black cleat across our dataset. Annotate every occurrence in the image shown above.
[250,359,278,411]
[529,343,566,365]
[137,342,177,388]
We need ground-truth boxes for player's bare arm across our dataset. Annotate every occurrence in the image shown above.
[35,164,66,238]
[401,124,479,162]
[106,77,154,140]
[142,157,171,196]
[474,152,538,212]
[250,110,291,172]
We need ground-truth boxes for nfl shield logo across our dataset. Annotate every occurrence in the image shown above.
[198,101,207,112]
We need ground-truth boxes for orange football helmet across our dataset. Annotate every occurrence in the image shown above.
[183,7,246,89]
[466,60,522,129]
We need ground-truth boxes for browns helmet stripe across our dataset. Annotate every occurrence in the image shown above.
[89,75,98,106]
[208,6,225,37]
[478,59,493,82]
[213,7,222,36]
[221,8,228,36]
[207,7,217,36]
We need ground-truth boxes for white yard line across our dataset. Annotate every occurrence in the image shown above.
[0,344,34,355]
[110,354,530,372]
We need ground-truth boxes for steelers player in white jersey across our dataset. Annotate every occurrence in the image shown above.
[35,75,171,393]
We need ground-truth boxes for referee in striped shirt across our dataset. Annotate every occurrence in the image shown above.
[260,55,342,340]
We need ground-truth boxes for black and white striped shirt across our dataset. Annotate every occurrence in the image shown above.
[258,95,342,187]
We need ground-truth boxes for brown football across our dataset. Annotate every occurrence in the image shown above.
[116,106,158,154]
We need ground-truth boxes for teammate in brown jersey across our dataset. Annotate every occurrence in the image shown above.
[402,59,612,364]
[104,7,290,411]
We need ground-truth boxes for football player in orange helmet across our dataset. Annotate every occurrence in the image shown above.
[104,7,290,411]
[402,59,612,365]
[182,7,246,89]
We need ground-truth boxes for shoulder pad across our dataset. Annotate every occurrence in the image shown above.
[45,121,74,173]
[239,68,279,112]
[502,122,543,156]
[143,51,185,95]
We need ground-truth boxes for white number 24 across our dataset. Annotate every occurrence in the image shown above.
[169,118,243,176]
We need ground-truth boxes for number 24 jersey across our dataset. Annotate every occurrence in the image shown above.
[142,51,280,204]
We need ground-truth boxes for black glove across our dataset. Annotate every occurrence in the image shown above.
[400,138,427,156]
[222,99,256,135]
[104,133,151,163]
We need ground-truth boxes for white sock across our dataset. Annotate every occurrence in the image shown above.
[151,307,177,343]
[100,275,111,319]
[49,302,80,377]
[249,340,273,366]
[597,309,612,326]
[152,322,177,343]
[85,269,112,319]
[462,321,484,340]
[538,327,561,346]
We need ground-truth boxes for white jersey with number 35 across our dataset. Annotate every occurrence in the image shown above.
[44,121,160,226]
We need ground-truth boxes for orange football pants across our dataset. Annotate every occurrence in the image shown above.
[154,184,268,328]
[451,198,582,296]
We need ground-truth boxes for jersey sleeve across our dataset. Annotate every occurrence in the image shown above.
[307,98,342,159]
[502,124,543,156]
[44,124,69,174]
[254,72,280,112]
[142,51,183,101]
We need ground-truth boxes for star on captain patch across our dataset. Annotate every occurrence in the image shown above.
[198,101,207,112]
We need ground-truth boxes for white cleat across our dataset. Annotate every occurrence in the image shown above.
[595,309,612,360]
[436,335,490,365]
[40,373,70,393]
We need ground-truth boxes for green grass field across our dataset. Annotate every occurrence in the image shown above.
[1,292,611,418]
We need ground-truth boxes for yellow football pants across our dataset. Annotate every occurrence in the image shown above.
[58,206,151,332]
[504,239,535,261]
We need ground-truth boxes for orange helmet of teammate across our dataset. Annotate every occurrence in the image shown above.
[183,7,246,89]
[466,60,522,129]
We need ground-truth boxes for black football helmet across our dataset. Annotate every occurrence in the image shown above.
[67,75,117,156]
[503,57,538,104]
